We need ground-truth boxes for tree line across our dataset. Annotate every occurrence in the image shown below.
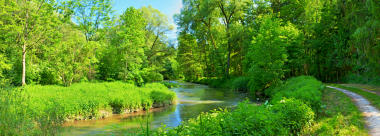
[0,0,180,87]
[176,0,379,92]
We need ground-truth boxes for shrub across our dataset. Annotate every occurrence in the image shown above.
[271,76,324,111]
[230,76,250,91]
[271,98,315,134]
[153,99,316,136]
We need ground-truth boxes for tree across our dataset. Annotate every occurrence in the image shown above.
[245,15,300,96]
[48,24,92,86]
[67,0,113,80]
[177,32,203,81]
[0,0,59,86]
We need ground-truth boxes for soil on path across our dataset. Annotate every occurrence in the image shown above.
[327,86,380,136]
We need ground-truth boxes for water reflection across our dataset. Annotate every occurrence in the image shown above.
[61,82,244,135]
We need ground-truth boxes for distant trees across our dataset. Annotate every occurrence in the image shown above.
[176,0,380,93]
[0,0,179,87]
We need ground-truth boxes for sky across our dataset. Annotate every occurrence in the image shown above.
[112,0,183,43]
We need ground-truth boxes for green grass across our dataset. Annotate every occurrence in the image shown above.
[0,82,176,135]
[301,88,368,136]
[332,84,380,110]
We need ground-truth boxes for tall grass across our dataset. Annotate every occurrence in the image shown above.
[24,82,176,120]
[0,82,176,135]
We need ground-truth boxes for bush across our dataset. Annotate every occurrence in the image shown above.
[153,99,315,136]
[271,76,324,112]
[155,102,289,136]
[230,76,250,91]
[271,98,315,134]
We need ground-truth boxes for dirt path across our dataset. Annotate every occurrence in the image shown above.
[341,84,380,96]
[327,86,380,136]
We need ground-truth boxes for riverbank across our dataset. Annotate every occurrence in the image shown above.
[0,82,176,135]
[144,76,368,135]
[61,82,244,135]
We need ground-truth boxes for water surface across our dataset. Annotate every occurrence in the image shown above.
[61,82,244,135]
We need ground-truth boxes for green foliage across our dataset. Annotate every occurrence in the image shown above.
[271,98,315,134]
[342,73,380,86]
[0,89,62,135]
[22,82,176,120]
[153,99,316,135]
[302,88,368,135]
[0,82,175,135]
[271,76,324,112]
[160,81,180,88]
[245,15,303,97]
[0,54,11,87]
[230,76,250,91]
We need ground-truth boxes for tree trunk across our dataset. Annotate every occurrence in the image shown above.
[226,24,231,78]
[22,45,26,86]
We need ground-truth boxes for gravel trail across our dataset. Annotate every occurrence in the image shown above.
[327,86,380,136]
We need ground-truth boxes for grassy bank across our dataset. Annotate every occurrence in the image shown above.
[0,82,176,135]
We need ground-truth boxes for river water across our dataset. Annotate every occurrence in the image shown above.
[61,82,244,135]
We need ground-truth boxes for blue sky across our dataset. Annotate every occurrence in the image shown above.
[112,0,183,43]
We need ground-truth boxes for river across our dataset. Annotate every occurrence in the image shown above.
[61,82,245,135]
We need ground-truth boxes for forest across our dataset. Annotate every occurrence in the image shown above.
[0,0,379,135]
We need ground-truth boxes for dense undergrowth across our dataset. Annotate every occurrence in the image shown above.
[0,82,176,135]
[342,74,380,86]
[193,77,250,92]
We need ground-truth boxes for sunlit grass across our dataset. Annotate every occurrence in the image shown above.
[0,82,176,135]
[301,88,368,136]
